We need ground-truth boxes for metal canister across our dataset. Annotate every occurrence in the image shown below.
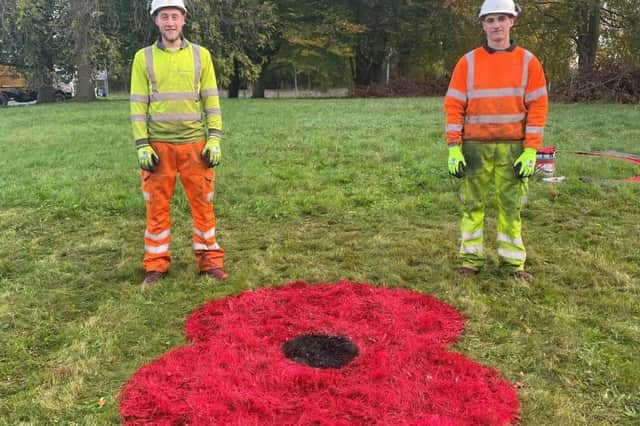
[536,146,556,177]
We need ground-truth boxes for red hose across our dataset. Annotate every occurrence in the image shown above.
[567,150,640,182]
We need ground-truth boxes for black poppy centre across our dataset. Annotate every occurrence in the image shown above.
[282,333,359,369]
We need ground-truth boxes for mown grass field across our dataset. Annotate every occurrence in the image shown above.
[1,97,639,425]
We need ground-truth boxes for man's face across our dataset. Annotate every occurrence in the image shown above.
[481,13,514,45]
[154,7,185,44]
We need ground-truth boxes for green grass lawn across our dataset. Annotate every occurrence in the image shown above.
[1,98,639,424]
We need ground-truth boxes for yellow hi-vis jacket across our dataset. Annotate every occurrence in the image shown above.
[130,39,222,147]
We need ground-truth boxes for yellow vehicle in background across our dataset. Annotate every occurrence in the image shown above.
[0,65,74,106]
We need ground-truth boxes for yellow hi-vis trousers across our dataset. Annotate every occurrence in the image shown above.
[141,140,224,273]
[459,142,529,271]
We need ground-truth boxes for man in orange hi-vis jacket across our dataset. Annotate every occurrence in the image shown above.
[130,0,228,287]
[444,0,548,282]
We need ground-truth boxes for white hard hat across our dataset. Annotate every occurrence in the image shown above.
[479,0,519,17]
[150,0,187,16]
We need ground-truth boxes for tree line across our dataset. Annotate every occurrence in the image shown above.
[1,0,639,101]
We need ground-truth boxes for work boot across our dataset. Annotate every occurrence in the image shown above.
[512,270,534,282]
[141,271,166,289]
[200,268,229,281]
[458,267,478,277]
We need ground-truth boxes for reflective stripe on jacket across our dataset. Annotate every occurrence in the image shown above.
[444,45,548,150]
[130,39,222,146]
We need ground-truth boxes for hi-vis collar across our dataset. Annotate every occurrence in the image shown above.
[156,38,188,50]
[483,39,517,53]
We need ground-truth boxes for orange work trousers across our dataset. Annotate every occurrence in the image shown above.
[141,140,224,273]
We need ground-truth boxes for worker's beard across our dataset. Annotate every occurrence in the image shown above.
[161,30,183,45]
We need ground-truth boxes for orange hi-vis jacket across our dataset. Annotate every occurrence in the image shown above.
[444,43,548,150]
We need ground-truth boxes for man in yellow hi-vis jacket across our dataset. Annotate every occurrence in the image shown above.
[130,0,228,287]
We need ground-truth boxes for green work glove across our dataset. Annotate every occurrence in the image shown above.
[201,138,222,168]
[447,145,467,178]
[137,145,159,172]
[514,147,537,178]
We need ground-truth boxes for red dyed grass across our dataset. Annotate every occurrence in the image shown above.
[120,281,519,425]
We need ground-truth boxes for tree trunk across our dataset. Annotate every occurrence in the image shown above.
[396,49,413,80]
[251,78,265,98]
[37,86,56,103]
[251,61,271,99]
[353,55,384,85]
[353,34,385,86]
[71,0,98,101]
[575,0,600,75]
[75,63,94,101]
[227,60,241,98]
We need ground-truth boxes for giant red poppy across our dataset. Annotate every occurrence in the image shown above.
[120,281,519,425]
